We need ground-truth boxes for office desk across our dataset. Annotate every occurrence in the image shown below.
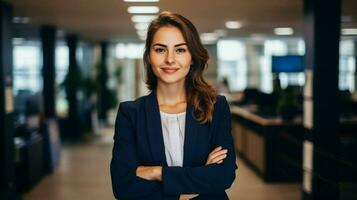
[231,104,357,183]
[230,105,304,182]
[14,133,44,192]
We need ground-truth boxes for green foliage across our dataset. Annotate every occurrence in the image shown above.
[277,86,298,119]
[96,62,117,119]
[62,65,82,101]
[62,61,119,121]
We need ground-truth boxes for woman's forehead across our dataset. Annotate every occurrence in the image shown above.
[151,26,186,45]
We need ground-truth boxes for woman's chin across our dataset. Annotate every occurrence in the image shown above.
[158,77,185,86]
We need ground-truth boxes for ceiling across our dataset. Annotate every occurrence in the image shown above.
[9,0,357,42]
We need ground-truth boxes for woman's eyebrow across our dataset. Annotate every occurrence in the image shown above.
[152,43,167,47]
[174,43,187,47]
[152,43,187,47]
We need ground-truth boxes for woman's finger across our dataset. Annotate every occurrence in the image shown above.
[209,146,222,156]
[209,149,227,160]
[206,151,227,165]
[206,148,228,165]
[179,194,199,200]
[210,154,227,164]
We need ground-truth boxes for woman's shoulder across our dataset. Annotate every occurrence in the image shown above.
[211,95,230,122]
[118,95,147,111]
[215,94,229,108]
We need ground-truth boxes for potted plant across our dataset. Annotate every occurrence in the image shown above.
[277,86,298,120]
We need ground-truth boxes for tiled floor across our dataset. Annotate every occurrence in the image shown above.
[23,130,301,200]
[226,160,301,200]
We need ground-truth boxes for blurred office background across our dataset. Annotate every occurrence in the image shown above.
[1,0,357,199]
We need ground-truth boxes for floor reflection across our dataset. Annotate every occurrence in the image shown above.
[23,128,301,200]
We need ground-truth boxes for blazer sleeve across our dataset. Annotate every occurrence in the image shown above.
[161,96,238,195]
[110,102,162,199]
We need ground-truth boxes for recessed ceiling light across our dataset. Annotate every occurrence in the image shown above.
[137,30,147,37]
[134,23,150,30]
[128,6,159,14]
[214,29,227,37]
[124,0,159,2]
[13,16,30,24]
[200,33,218,44]
[342,28,357,35]
[139,35,147,41]
[131,15,157,23]
[13,17,20,23]
[137,30,147,40]
[274,27,294,35]
[225,21,242,29]
[22,17,30,23]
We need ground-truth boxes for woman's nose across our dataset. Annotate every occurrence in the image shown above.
[165,50,175,64]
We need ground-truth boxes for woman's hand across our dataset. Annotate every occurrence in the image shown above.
[179,194,199,200]
[205,146,228,165]
[136,147,227,199]
[136,166,162,181]
[136,167,198,199]
[178,146,228,200]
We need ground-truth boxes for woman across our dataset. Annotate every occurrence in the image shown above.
[111,11,237,200]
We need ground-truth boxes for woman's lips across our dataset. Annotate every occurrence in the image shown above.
[161,67,179,73]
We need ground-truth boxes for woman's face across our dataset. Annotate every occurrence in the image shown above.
[149,26,192,86]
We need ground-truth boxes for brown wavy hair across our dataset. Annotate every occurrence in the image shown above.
[143,11,217,123]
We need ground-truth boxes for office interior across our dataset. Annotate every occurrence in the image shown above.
[1,0,357,199]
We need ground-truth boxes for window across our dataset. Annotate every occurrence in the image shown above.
[114,43,146,101]
[339,40,355,92]
[115,43,144,59]
[13,41,42,95]
[217,40,247,92]
[55,43,69,117]
[262,39,305,93]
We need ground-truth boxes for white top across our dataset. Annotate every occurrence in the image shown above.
[159,111,186,167]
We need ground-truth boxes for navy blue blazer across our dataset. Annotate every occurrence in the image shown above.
[110,90,238,200]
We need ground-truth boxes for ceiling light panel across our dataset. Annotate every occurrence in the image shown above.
[225,21,242,29]
[274,27,294,35]
[124,0,159,2]
[128,6,159,14]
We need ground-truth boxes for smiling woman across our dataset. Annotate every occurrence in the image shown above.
[110,11,238,200]
[149,26,192,87]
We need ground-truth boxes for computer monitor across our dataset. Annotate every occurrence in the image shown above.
[272,55,304,73]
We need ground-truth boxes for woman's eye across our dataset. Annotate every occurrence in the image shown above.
[154,48,165,53]
[176,48,187,54]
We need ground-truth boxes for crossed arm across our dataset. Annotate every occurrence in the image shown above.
[136,146,229,200]
[111,98,237,199]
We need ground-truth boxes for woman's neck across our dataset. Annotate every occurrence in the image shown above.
[156,81,186,107]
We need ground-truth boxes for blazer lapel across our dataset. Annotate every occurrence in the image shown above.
[145,90,199,167]
[145,90,168,166]
[182,103,199,167]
